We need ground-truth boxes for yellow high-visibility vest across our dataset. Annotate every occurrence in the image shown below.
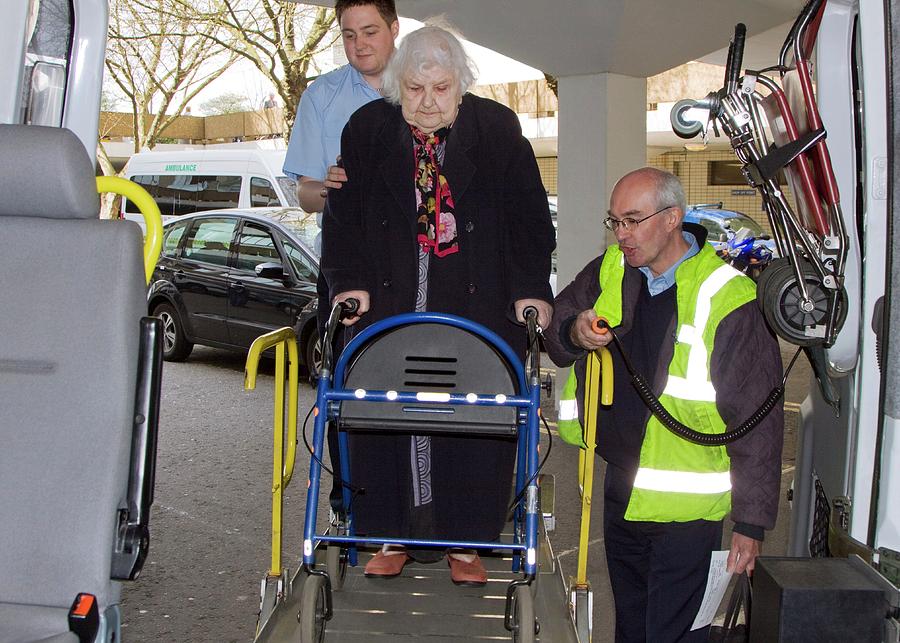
[559,243,756,522]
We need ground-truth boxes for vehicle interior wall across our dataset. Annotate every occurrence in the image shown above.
[875,0,900,555]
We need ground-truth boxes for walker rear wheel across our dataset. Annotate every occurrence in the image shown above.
[298,574,328,643]
[511,585,536,643]
[326,544,346,591]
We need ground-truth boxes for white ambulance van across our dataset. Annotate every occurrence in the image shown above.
[121,148,298,220]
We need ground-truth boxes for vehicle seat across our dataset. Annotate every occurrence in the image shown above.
[0,125,154,643]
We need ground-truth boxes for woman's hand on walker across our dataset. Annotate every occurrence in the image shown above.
[334,290,370,326]
[514,299,552,330]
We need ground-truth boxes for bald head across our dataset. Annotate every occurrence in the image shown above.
[613,168,686,218]
[608,167,690,276]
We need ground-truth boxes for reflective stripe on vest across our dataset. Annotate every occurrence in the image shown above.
[633,468,732,494]
[558,399,578,422]
[662,264,744,403]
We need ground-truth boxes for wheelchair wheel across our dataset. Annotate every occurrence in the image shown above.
[298,574,328,643]
[326,544,347,591]
[511,585,536,643]
[757,258,846,346]
[671,99,706,139]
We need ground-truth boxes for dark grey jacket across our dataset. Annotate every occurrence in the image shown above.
[544,228,784,537]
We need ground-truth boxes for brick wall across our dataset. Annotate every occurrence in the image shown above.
[536,157,558,195]
[648,148,794,234]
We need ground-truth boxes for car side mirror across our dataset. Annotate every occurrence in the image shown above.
[255,262,286,280]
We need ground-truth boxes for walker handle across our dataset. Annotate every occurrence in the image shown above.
[523,306,541,380]
[339,297,360,317]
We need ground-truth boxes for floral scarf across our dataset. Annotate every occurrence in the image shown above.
[412,126,458,257]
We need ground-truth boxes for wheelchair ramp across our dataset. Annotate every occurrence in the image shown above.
[257,532,579,642]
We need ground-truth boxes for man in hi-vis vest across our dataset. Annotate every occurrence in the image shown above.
[544,168,783,643]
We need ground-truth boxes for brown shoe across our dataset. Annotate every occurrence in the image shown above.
[448,553,487,586]
[364,549,410,578]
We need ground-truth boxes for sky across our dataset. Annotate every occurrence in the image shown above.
[190,17,544,113]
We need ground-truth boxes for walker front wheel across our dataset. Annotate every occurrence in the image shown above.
[511,585,536,643]
[298,574,328,643]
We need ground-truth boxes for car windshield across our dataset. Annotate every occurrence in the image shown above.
[270,209,320,254]
[722,216,764,237]
[276,176,299,207]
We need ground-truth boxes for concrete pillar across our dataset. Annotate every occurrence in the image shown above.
[553,73,646,400]
[556,72,647,287]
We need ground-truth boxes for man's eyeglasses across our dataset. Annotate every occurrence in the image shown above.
[604,205,674,232]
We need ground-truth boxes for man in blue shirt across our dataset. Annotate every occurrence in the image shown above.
[283,0,398,523]
[283,0,399,213]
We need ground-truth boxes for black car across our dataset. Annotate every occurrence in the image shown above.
[148,207,322,376]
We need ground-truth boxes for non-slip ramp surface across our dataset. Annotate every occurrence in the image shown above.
[257,547,578,642]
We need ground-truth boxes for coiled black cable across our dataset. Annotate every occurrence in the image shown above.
[596,319,797,446]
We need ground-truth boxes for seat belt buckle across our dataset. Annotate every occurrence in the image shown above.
[68,593,99,643]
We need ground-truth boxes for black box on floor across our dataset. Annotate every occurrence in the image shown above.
[750,557,886,642]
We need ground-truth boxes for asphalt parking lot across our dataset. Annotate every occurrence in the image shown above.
[121,342,807,642]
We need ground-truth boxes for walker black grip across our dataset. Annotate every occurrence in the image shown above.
[726,23,747,92]
[340,298,360,316]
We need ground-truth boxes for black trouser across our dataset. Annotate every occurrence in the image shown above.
[603,463,722,643]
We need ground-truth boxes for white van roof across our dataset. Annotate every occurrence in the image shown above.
[126,148,288,177]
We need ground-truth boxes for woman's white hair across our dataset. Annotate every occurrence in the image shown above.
[382,20,478,105]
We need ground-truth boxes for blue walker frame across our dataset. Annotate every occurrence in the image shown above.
[300,312,543,584]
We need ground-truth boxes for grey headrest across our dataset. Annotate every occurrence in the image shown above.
[0,124,100,219]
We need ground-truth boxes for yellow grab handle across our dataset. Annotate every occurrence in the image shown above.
[96,176,163,284]
[599,344,614,406]
[245,327,300,487]
[245,327,300,577]
[575,346,613,587]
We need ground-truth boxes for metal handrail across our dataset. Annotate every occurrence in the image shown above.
[245,327,300,577]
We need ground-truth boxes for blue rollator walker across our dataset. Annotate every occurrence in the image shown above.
[297,300,545,642]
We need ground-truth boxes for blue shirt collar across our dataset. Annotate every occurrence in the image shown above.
[638,230,700,296]
[348,65,382,97]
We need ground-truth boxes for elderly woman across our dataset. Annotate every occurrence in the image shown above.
[322,24,555,585]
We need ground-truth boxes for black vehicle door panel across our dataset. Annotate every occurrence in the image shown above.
[227,221,315,348]
[178,217,237,343]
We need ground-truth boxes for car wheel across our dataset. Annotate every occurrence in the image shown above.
[304,327,322,386]
[153,302,194,361]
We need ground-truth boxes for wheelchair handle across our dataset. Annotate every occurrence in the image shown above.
[725,23,747,93]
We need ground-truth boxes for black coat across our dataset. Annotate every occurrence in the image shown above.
[323,93,555,356]
[322,94,555,541]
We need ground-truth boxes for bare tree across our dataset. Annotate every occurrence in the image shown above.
[102,0,239,158]
[181,0,338,133]
[200,91,252,115]
[543,72,558,98]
